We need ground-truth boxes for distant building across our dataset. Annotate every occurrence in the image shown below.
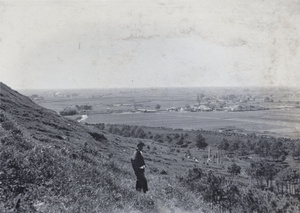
[137,109,157,113]
[198,105,212,111]
[225,105,243,112]
[30,94,44,101]
[166,107,180,112]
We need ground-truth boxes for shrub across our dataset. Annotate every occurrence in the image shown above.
[218,138,230,150]
[88,132,107,142]
[196,133,207,149]
[153,133,161,141]
[1,121,15,131]
[188,167,203,181]
[59,106,79,116]
[75,105,93,111]
[227,163,241,176]
[160,170,168,175]
[135,127,146,138]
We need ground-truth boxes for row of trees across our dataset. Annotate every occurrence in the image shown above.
[246,161,280,189]
[275,168,300,195]
[217,137,300,196]
[292,141,300,159]
[179,168,240,212]
[225,157,300,197]
[105,124,208,149]
[179,168,299,213]
[59,105,93,116]
[218,138,288,162]
[108,125,147,139]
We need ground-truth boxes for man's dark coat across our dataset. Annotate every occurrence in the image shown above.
[131,149,148,193]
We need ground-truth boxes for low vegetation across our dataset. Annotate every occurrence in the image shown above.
[59,105,93,116]
[0,116,209,212]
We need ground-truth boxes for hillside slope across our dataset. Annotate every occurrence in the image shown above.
[0,82,106,147]
[0,83,122,212]
[0,82,211,213]
[0,83,134,212]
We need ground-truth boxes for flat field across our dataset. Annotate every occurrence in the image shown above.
[85,109,300,139]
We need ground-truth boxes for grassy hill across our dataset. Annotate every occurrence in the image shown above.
[0,82,211,212]
[1,82,300,212]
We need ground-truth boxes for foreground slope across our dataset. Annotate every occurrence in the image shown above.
[0,83,134,212]
[0,83,211,213]
[0,83,118,212]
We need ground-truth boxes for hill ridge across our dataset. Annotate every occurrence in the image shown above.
[0,82,107,148]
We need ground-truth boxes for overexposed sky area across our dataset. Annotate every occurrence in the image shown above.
[0,0,299,89]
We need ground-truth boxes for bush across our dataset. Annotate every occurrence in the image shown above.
[196,134,207,149]
[59,106,79,116]
[75,105,93,111]
[227,163,241,176]
[218,138,230,150]
[135,127,146,138]
[1,121,15,131]
[155,104,161,110]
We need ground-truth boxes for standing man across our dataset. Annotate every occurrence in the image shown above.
[131,141,148,193]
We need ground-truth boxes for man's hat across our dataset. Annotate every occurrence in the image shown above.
[137,141,145,147]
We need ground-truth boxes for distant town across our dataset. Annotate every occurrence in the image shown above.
[113,93,299,113]
[29,89,300,115]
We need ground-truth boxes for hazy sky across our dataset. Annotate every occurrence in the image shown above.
[0,0,299,89]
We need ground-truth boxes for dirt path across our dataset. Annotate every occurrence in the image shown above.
[78,115,88,122]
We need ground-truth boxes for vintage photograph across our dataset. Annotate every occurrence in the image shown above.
[1,0,300,212]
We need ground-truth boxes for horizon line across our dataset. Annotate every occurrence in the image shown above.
[17,85,300,91]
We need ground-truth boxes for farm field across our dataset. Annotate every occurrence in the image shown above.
[85,109,300,139]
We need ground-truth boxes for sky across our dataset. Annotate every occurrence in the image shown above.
[0,0,299,89]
